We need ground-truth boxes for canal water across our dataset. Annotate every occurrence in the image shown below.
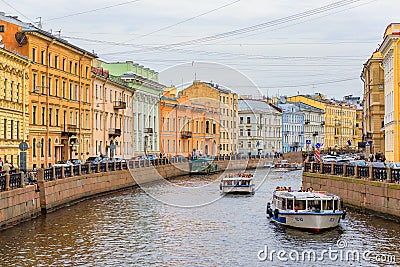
[0,169,399,266]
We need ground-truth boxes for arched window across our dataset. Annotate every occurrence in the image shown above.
[33,138,36,157]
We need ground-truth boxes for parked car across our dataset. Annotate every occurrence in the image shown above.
[100,156,111,163]
[53,160,73,167]
[85,156,103,164]
[349,160,368,167]
[69,159,83,165]
[367,162,386,168]
[386,162,400,169]
[335,159,351,165]
[111,157,126,163]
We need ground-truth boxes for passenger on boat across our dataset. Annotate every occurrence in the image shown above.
[298,186,305,192]
[288,187,292,192]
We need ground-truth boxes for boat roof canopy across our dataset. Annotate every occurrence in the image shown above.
[274,191,339,200]
[222,177,253,181]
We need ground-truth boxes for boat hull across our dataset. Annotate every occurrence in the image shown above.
[221,185,255,194]
[270,212,343,232]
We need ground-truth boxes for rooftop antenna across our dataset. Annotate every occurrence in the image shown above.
[35,17,42,29]
[55,30,61,38]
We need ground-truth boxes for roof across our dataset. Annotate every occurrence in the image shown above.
[238,99,280,113]
[289,101,324,113]
[0,13,97,58]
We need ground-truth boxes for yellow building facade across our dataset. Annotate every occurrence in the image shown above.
[180,81,238,156]
[160,88,219,157]
[378,23,400,162]
[0,47,30,167]
[287,95,359,151]
[361,51,385,156]
[0,14,97,168]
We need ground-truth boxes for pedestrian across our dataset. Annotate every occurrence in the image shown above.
[0,157,3,171]
[3,160,11,172]
[369,153,374,162]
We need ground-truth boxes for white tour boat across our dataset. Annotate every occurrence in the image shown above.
[266,190,345,232]
[220,174,255,195]
[263,161,275,168]
[273,160,302,172]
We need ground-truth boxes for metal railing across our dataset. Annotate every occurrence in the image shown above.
[304,162,400,184]
[9,173,22,189]
[7,156,279,189]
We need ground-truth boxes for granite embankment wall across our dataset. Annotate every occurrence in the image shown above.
[1,158,269,229]
[302,172,400,220]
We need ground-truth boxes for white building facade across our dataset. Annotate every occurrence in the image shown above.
[238,99,282,156]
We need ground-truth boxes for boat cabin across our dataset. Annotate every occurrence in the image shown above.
[273,191,341,212]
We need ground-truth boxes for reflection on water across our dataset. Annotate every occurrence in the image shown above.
[0,169,399,266]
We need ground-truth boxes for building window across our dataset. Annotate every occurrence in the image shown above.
[32,106,37,124]
[62,58,66,71]
[48,77,52,95]
[247,129,251,136]
[10,120,13,139]
[69,83,73,100]
[240,117,244,124]
[41,51,45,65]
[41,75,45,94]
[55,55,59,69]
[10,81,13,101]
[247,117,251,124]
[95,85,98,99]
[75,84,78,100]
[33,73,37,91]
[69,61,72,73]
[86,87,89,102]
[0,25,5,32]
[41,138,44,157]
[42,107,45,125]
[55,109,59,126]
[48,52,52,67]
[33,138,36,157]
[32,48,37,62]
[74,63,78,74]
[55,79,59,96]
[62,80,66,98]
[3,119,6,139]
[16,121,19,140]
[49,108,52,126]
[48,138,51,157]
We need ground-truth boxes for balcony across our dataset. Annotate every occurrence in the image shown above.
[108,128,121,138]
[113,101,127,109]
[181,131,193,139]
[62,124,78,137]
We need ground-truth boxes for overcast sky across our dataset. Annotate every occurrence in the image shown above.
[2,0,398,98]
